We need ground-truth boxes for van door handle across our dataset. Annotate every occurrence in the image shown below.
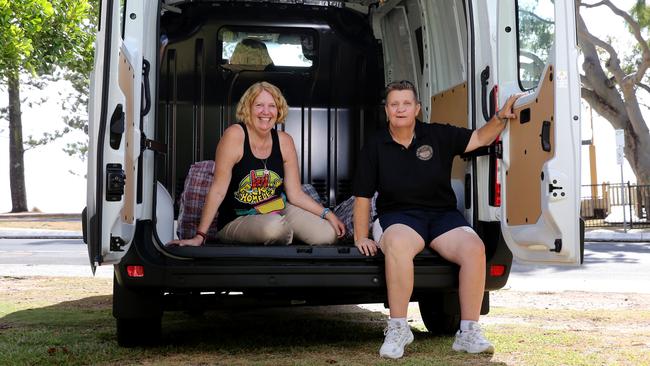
[480,66,496,121]
[481,66,490,120]
[141,59,151,116]
[540,120,551,152]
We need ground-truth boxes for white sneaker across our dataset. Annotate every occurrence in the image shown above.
[379,320,414,359]
[452,322,494,354]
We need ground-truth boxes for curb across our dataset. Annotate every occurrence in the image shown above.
[0,213,81,220]
[585,236,650,242]
[0,234,83,240]
[586,230,650,242]
[0,228,83,240]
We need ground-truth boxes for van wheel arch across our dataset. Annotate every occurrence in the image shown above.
[418,297,461,336]
[113,274,163,347]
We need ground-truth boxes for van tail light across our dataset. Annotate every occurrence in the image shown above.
[489,264,506,277]
[127,265,145,278]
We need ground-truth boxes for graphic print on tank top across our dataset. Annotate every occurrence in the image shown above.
[233,167,285,215]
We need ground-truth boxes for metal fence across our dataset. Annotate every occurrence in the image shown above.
[581,183,650,228]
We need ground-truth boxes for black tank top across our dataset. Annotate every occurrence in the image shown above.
[218,123,286,230]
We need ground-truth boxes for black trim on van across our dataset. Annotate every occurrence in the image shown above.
[92,0,115,266]
[466,0,480,226]
[151,0,167,253]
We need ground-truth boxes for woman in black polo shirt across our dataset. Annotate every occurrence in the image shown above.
[352,80,519,359]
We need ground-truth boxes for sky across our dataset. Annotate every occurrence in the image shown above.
[578,0,644,187]
[0,78,87,213]
[0,1,647,213]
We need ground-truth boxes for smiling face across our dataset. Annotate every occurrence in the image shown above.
[385,89,421,129]
[248,89,278,134]
[236,82,288,129]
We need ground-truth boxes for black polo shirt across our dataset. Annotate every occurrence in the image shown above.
[353,121,473,216]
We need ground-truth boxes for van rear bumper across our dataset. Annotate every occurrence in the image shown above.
[113,220,511,297]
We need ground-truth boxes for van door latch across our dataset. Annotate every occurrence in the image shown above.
[494,141,502,159]
[551,239,562,253]
[106,163,125,201]
[548,178,565,201]
[110,235,125,251]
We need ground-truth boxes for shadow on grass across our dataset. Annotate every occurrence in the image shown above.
[0,296,507,365]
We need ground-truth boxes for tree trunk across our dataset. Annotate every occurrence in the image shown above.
[7,73,28,213]
[577,13,650,187]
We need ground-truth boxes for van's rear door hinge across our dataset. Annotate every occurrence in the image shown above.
[140,133,167,154]
[460,140,502,160]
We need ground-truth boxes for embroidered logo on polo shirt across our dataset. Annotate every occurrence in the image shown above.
[416,145,433,160]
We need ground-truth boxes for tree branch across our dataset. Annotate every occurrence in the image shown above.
[519,9,554,25]
[637,82,650,95]
[581,87,626,129]
[580,74,592,89]
[576,15,626,83]
[581,1,608,9]
[577,13,629,119]
[581,0,650,84]
[23,128,70,151]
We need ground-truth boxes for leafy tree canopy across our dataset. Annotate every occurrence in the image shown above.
[0,0,94,81]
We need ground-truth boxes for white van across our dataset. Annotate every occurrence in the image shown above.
[84,0,583,346]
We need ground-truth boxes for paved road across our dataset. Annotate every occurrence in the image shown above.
[508,241,650,293]
[1,239,649,293]
[0,238,112,278]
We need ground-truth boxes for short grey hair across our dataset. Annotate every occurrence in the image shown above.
[385,80,420,103]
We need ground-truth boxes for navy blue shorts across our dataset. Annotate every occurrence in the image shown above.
[377,209,471,244]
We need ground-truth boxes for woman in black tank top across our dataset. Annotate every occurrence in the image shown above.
[170,82,345,246]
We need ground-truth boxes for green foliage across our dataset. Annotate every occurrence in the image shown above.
[0,0,96,162]
[517,0,555,89]
[631,0,650,89]
[631,0,649,29]
[0,0,95,80]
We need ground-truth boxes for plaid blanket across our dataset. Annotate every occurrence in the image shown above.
[333,193,378,240]
[177,160,219,240]
[176,160,326,240]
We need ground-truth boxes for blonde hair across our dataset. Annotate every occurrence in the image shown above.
[236,82,289,125]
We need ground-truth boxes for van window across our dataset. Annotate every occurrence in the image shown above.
[120,0,127,39]
[422,0,467,93]
[218,28,315,69]
[517,0,554,90]
[380,6,417,84]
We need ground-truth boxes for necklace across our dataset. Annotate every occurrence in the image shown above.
[250,132,271,174]
[261,157,269,175]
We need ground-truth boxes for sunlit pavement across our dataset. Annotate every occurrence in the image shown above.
[0,263,113,278]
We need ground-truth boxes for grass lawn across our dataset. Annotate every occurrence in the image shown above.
[1,276,649,365]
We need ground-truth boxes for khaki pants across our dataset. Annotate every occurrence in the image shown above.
[217,203,337,245]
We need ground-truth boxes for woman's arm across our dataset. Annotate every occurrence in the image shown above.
[353,196,377,256]
[279,131,345,237]
[170,125,244,246]
[465,93,522,153]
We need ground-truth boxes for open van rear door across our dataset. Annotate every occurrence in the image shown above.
[496,0,583,265]
[86,0,145,273]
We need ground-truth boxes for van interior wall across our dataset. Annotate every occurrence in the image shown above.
[156,4,384,217]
